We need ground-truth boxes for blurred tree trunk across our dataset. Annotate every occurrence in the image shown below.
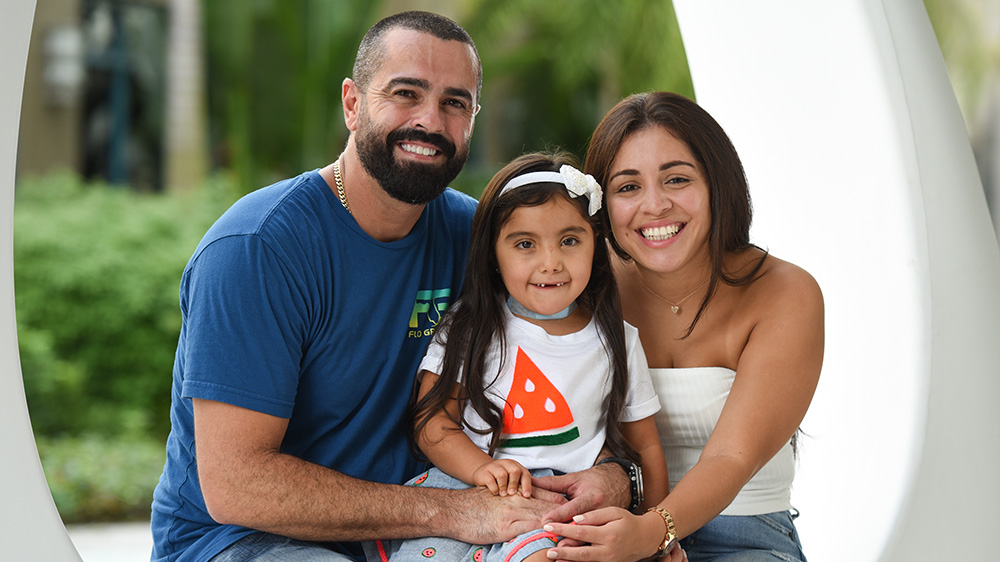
[165,0,208,192]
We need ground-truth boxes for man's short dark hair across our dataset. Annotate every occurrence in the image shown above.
[353,11,482,104]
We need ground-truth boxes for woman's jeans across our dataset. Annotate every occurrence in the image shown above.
[680,510,807,562]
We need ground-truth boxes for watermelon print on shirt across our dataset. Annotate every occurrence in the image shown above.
[501,347,580,448]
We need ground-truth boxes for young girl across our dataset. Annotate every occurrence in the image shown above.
[366,153,669,562]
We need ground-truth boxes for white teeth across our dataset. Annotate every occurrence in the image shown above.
[535,282,565,288]
[641,224,681,241]
[401,143,438,157]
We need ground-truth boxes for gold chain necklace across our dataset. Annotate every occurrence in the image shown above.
[333,157,350,213]
[636,269,709,315]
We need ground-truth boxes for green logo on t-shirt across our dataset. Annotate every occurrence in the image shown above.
[407,288,451,338]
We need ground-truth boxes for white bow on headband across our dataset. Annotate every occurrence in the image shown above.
[498,165,603,216]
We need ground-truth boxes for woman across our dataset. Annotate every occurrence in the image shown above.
[542,92,823,561]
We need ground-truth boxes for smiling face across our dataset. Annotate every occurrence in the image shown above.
[354,28,479,205]
[605,126,711,274]
[495,195,595,317]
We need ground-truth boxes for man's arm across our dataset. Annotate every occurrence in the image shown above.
[194,398,559,543]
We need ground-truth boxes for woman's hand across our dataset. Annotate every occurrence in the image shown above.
[541,507,685,562]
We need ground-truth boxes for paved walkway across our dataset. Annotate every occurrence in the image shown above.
[66,521,152,562]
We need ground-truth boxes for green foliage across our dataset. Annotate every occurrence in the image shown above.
[15,172,235,440]
[465,0,693,165]
[201,0,692,195]
[204,0,385,194]
[36,434,166,523]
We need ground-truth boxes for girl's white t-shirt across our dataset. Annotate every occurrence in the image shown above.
[419,308,661,474]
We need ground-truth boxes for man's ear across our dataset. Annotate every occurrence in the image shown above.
[343,78,361,132]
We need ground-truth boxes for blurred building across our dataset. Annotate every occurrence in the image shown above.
[17,0,206,192]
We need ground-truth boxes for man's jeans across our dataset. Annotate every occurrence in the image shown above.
[210,532,356,562]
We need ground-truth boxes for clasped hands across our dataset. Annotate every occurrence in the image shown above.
[472,459,686,562]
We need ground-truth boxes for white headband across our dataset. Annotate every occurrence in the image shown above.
[498,165,603,216]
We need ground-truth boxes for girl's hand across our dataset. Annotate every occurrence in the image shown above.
[473,459,533,497]
[542,507,674,562]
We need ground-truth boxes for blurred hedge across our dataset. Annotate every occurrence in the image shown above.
[15,172,235,440]
[15,172,236,521]
[36,434,168,524]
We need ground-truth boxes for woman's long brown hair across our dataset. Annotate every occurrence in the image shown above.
[585,92,768,337]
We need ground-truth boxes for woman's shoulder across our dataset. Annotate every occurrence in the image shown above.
[734,249,823,314]
[755,251,818,285]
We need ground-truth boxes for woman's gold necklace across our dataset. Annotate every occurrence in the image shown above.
[333,157,350,214]
[636,269,709,315]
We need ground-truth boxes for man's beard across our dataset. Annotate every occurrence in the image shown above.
[355,113,469,206]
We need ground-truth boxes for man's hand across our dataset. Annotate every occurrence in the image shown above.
[532,462,629,525]
[441,485,564,544]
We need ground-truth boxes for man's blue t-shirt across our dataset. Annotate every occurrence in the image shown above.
[150,170,476,561]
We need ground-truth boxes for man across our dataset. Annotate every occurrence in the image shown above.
[151,11,629,561]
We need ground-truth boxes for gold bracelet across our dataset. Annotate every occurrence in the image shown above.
[646,507,678,557]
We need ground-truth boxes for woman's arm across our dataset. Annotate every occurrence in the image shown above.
[544,264,824,560]
[621,416,669,511]
[660,264,824,536]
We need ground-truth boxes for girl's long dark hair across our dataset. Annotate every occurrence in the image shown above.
[585,91,768,337]
[409,152,639,464]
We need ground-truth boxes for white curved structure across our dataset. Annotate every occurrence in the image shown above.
[2,2,84,560]
[674,1,1000,560]
[1,0,997,559]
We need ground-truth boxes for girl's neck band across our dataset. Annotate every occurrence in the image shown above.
[507,295,577,320]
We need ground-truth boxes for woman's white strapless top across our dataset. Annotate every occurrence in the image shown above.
[651,367,794,516]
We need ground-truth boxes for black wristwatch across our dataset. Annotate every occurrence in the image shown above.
[596,457,644,512]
